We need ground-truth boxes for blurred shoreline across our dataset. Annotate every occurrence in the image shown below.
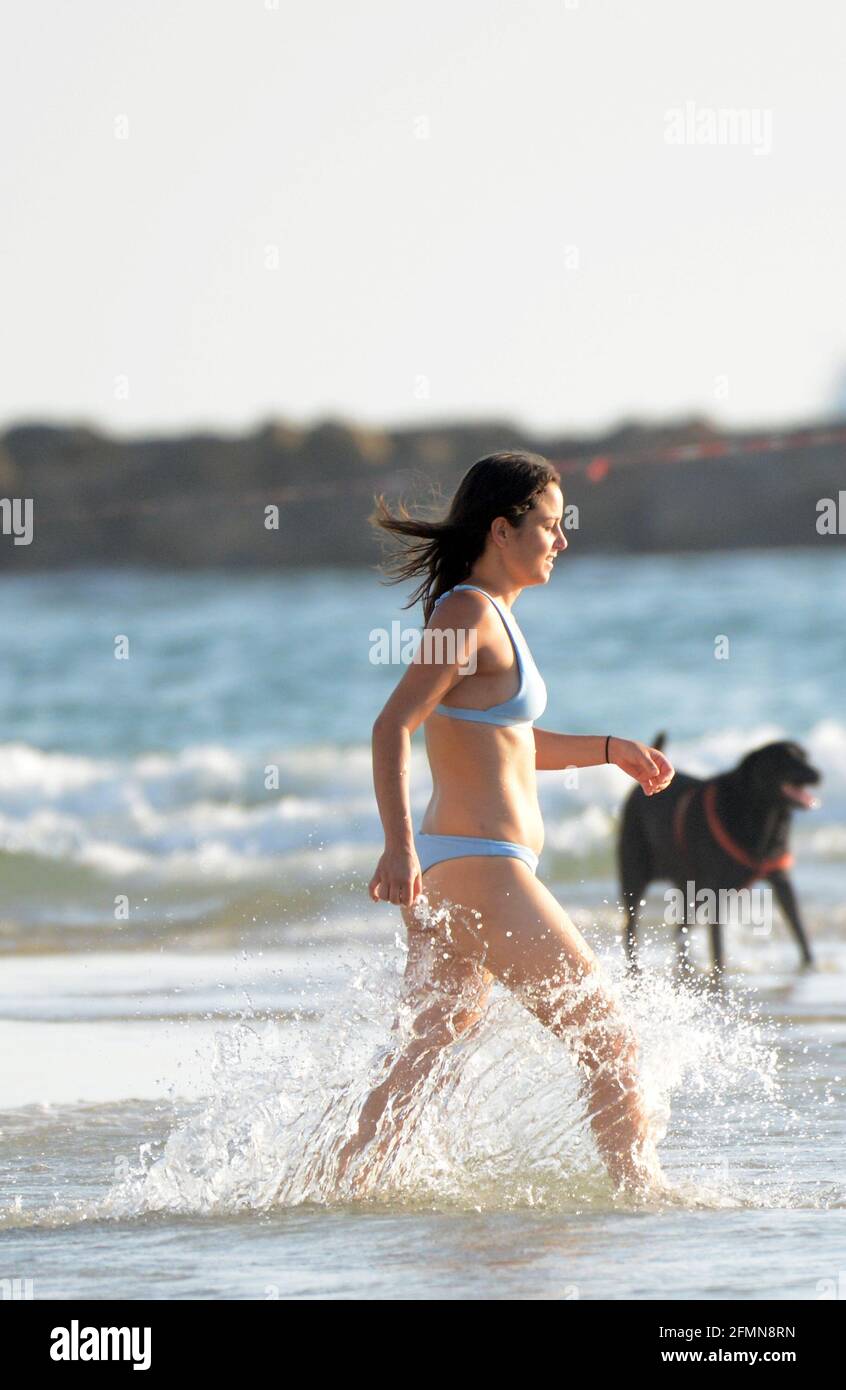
[1,415,845,568]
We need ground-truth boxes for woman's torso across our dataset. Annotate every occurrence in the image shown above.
[418,584,547,854]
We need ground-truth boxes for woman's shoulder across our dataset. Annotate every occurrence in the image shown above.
[427,586,494,627]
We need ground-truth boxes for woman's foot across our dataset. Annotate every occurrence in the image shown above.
[608,1136,671,1198]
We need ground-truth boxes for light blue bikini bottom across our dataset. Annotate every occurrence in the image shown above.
[416,831,539,876]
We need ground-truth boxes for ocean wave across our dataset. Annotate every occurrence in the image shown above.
[0,721,843,886]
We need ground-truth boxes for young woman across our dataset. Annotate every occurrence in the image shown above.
[337,451,675,1195]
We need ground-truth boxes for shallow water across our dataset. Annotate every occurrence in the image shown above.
[0,556,844,1299]
[0,930,843,1299]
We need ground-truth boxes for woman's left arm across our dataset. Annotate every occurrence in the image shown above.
[533,729,675,795]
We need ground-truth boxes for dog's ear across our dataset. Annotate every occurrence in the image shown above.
[652,730,667,751]
[737,748,762,773]
[736,742,793,792]
[735,746,773,789]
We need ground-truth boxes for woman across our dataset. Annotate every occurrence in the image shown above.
[337,451,675,1195]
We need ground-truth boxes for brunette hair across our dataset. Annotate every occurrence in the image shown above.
[370,451,561,623]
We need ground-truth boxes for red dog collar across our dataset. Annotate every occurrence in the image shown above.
[673,781,793,883]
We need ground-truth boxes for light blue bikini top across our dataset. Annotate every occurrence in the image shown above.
[430,583,547,727]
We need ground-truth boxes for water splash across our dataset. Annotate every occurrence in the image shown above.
[77,909,840,1220]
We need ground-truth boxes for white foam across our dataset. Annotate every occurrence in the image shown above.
[0,721,842,891]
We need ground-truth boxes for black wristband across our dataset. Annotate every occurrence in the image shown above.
[605,735,611,764]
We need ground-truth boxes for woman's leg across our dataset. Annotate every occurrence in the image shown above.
[333,911,494,1189]
[408,856,662,1192]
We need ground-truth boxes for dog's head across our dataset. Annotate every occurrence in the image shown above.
[735,740,821,810]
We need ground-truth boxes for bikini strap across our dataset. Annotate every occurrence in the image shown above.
[432,583,518,635]
[455,584,516,629]
[436,582,501,609]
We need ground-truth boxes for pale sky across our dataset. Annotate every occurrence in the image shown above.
[2,0,844,439]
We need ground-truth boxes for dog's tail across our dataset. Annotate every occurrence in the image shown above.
[652,730,667,751]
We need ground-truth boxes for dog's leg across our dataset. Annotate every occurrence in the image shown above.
[673,922,694,980]
[618,802,651,975]
[622,895,645,974]
[689,882,725,987]
[669,874,698,986]
[709,918,725,983]
[768,871,814,968]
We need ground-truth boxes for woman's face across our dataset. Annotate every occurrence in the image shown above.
[507,483,567,586]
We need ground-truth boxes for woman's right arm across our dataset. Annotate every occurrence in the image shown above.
[368,714,419,906]
[368,591,488,908]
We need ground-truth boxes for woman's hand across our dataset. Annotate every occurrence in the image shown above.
[368,844,423,906]
[610,737,675,796]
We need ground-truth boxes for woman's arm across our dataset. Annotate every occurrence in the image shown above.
[533,728,675,795]
[533,729,611,770]
[368,589,494,905]
[371,713,415,860]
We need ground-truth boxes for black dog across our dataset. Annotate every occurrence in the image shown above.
[618,733,820,978]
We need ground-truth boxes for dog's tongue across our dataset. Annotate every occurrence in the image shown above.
[782,782,819,809]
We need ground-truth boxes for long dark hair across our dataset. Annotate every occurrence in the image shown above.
[370,451,561,623]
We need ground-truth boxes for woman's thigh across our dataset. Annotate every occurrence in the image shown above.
[412,857,597,978]
[403,856,613,1040]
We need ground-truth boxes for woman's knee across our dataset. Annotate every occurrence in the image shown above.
[407,993,489,1052]
[527,967,639,1072]
[570,992,641,1079]
[398,921,493,1048]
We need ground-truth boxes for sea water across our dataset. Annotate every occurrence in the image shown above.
[0,552,843,1299]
